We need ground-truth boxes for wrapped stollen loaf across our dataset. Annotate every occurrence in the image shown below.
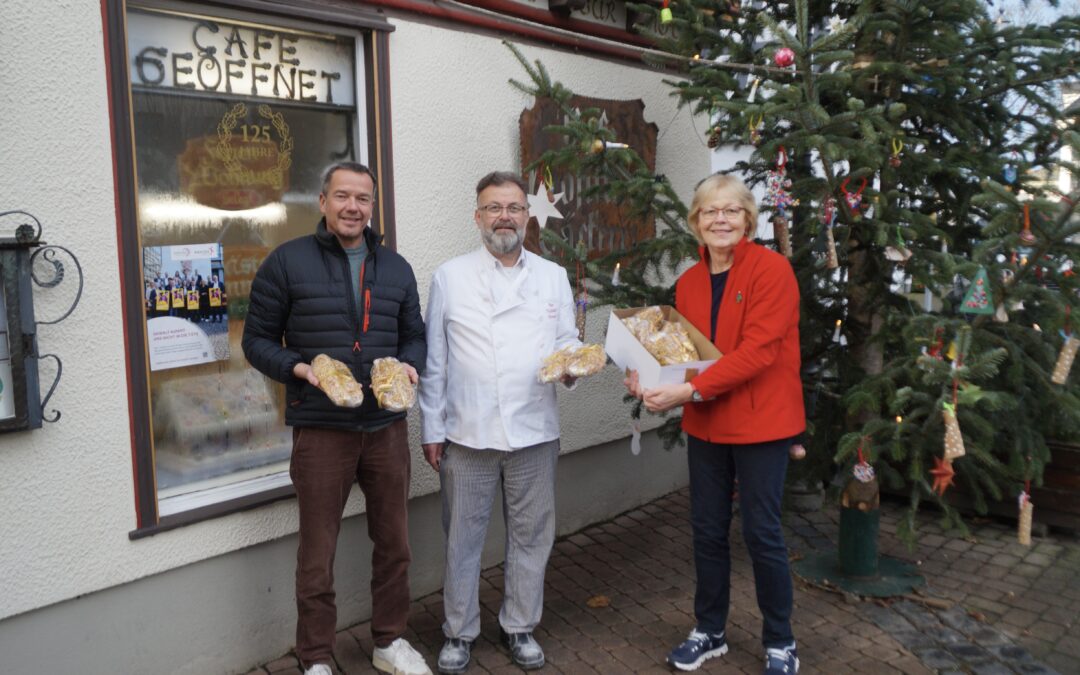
[621,306,700,365]
[566,344,606,378]
[641,321,699,365]
[538,344,607,383]
[312,354,364,408]
[538,345,574,383]
[370,357,416,412]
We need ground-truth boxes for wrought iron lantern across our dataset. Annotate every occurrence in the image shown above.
[0,211,82,432]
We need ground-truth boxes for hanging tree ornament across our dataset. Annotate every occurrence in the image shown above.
[773,47,795,68]
[1018,478,1034,546]
[527,165,565,231]
[840,176,867,219]
[707,125,723,149]
[1052,307,1078,385]
[1019,202,1037,244]
[942,402,966,460]
[659,0,673,24]
[930,456,956,496]
[764,146,799,257]
[747,77,761,103]
[574,259,589,342]
[841,437,879,512]
[959,267,994,315]
[823,197,839,269]
[1003,158,1018,188]
[884,226,912,262]
[748,113,764,146]
[889,138,904,168]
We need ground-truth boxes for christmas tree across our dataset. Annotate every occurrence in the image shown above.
[508,0,1080,539]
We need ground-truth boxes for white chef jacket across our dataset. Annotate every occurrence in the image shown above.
[419,246,581,451]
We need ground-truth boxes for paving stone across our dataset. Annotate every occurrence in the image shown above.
[945,642,995,664]
[1015,663,1062,674]
[971,663,1020,675]
[915,648,960,670]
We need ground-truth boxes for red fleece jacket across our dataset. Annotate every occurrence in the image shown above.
[676,238,806,444]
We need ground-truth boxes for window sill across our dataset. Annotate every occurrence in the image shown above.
[129,471,296,540]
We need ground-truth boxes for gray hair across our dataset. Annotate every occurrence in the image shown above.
[475,171,528,199]
[321,161,377,195]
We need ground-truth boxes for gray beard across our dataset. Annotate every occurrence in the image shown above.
[483,226,524,256]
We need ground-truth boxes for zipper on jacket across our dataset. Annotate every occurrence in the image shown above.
[363,288,371,333]
[355,258,367,345]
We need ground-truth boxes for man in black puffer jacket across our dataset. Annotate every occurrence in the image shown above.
[242,161,430,675]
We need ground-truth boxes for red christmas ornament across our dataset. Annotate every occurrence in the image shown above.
[930,457,956,496]
[774,47,795,68]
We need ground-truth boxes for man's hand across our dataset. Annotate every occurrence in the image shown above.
[293,362,320,387]
[623,370,644,399]
[643,382,694,413]
[422,442,445,472]
[402,363,419,385]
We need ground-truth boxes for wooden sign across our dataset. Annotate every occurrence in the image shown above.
[520,95,657,259]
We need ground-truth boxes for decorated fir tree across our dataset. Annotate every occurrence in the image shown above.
[508,0,1080,540]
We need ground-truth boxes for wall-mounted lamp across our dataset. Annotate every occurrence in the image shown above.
[0,211,82,432]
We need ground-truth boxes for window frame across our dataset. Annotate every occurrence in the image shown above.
[102,0,396,538]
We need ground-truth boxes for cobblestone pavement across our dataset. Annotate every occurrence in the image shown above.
[251,487,1079,675]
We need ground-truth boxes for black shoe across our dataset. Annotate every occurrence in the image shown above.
[499,628,544,670]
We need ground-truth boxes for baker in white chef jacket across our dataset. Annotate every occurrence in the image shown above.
[419,171,581,675]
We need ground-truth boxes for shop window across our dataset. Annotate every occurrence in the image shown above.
[107,0,395,533]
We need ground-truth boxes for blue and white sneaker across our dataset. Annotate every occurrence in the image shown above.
[666,628,728,671]
[764,643,799,674]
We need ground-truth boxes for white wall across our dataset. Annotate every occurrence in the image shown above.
[0,2,707,624]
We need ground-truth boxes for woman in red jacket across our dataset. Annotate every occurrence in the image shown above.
[627,174,804,674]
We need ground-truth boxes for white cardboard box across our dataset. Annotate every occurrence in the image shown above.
[604,306,721,389]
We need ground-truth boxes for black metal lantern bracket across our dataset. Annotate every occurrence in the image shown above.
[0,210,83,431]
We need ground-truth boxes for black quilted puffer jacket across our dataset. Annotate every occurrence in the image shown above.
[242,219,426,430]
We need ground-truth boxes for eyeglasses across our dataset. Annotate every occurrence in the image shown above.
[479,203,529,216]
[700,206,745,221]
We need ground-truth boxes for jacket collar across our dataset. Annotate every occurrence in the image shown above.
[315,217,383,253]
[698,236,752,271]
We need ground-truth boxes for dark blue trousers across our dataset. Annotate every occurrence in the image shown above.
[687,434,795,649]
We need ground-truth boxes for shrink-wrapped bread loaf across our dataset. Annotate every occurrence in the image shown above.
[538,343,607,383]
[371,357,416,412]
[312,354,365,407]
[566,344,606,378]
[621,307,700,365]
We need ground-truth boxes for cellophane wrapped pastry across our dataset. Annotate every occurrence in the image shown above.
[622,305,664,343]
[622,307,700,365]
[371,357,416,412]
[566,344,606,378]
[538,344,606,383]
[312,354,365,408]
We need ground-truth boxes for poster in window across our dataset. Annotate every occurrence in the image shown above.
[143,243,229,371]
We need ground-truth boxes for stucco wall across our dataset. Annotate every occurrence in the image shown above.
[0,2,706,624]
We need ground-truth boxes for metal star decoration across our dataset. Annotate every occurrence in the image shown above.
[930,456,956,496]
[527,182,565,230]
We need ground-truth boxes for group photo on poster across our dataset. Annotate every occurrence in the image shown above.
[142,243,230,371]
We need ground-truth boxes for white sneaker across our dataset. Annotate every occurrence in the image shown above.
[304,665,333,675]
[372,638,432,675]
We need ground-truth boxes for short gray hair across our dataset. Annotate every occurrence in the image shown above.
[475,171,528,199]
[321,161,377,195]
